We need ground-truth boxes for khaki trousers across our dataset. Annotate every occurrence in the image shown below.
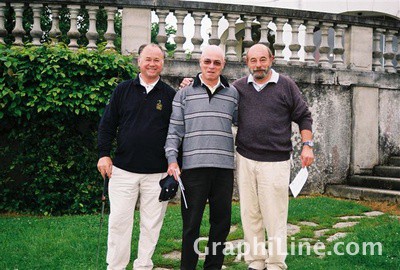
[237,153,290,270]
[106,166,168,270]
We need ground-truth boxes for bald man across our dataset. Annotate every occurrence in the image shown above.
[165,45,239,270]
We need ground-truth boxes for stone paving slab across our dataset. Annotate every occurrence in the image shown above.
[333,221,359,229]
[327,232,348,242]
[364,211,384,217]
[298,221,319,227]
[339,215,365,220]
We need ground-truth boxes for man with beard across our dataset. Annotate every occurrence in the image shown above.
[233,44,314,270]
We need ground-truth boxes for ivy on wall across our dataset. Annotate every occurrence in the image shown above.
[0,44,137,215]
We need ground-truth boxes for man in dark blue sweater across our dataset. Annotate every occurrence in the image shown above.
[97,44,176,270]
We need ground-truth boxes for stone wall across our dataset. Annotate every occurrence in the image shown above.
[159,60,400,194]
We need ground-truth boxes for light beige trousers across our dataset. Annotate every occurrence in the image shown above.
[106,166,168,270]
[237,153,291,270]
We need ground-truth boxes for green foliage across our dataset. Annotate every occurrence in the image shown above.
[0,44,137,215]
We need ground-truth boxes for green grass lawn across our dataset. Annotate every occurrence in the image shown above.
[1,196,399,270]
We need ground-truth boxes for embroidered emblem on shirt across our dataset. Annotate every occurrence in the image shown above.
[156,100,163,111]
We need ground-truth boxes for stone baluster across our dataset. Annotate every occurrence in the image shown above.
[318,22,333,68]
[397,32,400,73]
[258,16,272,47]
[272,17,287,65]
[303,20,318,67]
[332,24,347,69]
[191,12,204,60]
[86,6,99,50]
[242,15,255,60]
[48,5,62,44]
[104,7,117,50]
[67,5,81,50]
[288,19,303,65]
[372,28,385,72]
[225,14,239,61]
[173,10,187,60]
[208,12,221,46]
[383,29,397,73]
[0,3,7,45]
[30,4,43,46]
[155,9,169,52]
[11,3,25,46]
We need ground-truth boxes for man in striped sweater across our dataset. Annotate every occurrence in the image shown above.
[164,45,239,270]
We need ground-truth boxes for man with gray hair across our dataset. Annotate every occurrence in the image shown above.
[165,45,239,270]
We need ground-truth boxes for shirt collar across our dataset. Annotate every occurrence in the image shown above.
[139,73,160,94]
[247,69,279,91]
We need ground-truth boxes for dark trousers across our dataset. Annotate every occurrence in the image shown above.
[180,167,234,270]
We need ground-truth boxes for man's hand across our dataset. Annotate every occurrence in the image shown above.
[167,162,181,180]
[300,146,314,168]
[97,156,113,178]
[179,77,194,90]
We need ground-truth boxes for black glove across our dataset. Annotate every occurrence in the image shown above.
[159,175,179,202]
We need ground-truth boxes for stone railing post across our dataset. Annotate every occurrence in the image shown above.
[209,12,221,46]
[67,5,81,50]
[104,7,117,51]
[225,14,239,61]
[383,29,397,73]
[155,9,169,52]
[273,17,286,65]
[11,3,25,46]
[173,10,187,60]
[121,8,151,55]
[304,20,318,67]
[372,28,385,72]
[288,19,303,65]
[0,3,7,45]
[397,32,400,73]
[48,5,62,44]
[191,11,204,60]
[332,24,347,69]
[318,22,333,68]
[30,4,43,46]
[86,6,99,50]
[258,16,272,48]
[242,15,255,60]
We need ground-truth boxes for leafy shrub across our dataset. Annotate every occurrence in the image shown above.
[0,44,137,215]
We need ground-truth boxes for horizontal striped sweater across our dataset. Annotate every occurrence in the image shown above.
[165,76,239,170]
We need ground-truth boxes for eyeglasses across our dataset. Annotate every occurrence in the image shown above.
[202,59,223,66]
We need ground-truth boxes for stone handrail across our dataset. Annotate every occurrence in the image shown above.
[1,0,399,72]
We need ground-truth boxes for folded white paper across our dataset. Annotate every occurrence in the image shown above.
[289,167,308,198]
[175,169,188,209]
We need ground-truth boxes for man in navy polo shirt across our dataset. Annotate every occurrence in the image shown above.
[97,43,176,270]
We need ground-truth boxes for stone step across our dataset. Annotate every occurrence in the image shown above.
[349,175,400,191]
[373,165,400,178]
[389,156,400,166]
[325,184,400,203]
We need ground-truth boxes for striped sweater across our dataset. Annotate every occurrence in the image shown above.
[165,75,239,170]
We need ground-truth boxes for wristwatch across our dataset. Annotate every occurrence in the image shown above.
[302,141,314,148]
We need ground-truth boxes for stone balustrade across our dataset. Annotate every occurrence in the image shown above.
[0,0,399,72]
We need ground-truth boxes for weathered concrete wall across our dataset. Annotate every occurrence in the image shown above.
[159,60,400,193]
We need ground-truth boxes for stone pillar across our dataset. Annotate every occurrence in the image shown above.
[173,10,187,60]
[344,26,373,71]
[332,24,347,69]
[304,20,318,67]
[48,5,62,44]
[318,22,333,68]
[11,3,25,46]
[0,3,6,44]
[155,9,169,52]
[67,5,81,50]
[121,8,151,55]
[288,19,303,65]
[225,14,239,61]
[273,17,286,65]
[372,28,385,72]
[397,31,400,73]
[242,15,255,60]
[30,4,43,46]
[352,87,379,174]
[191,12,204,60]
[258,16,272,48]
[104,7,117,51]
[383,29,397,73]
[86,6,99,50]
[208,12,221,46]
